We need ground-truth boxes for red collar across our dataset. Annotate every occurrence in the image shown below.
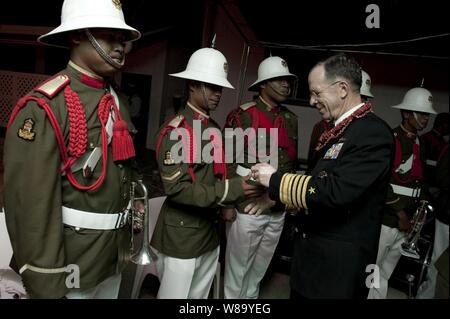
[80,74,105,89]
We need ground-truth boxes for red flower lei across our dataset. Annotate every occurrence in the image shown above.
[315,103,373,151]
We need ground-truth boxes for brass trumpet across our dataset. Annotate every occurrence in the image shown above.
[129,180,157,265]
[400,200,433,260]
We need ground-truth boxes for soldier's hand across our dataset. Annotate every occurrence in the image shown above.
[244,192,276,216]
[250,163,277,187]
[241,176,265,198]
[221,207,236,222]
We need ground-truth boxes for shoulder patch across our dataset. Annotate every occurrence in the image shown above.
[168,115,185,128]
[34,74,70,99]
[17,118,36,141]
[239,102,256,111]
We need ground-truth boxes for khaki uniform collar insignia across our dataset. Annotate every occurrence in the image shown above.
[17,118,36,141]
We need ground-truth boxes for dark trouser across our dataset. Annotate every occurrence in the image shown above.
[290,289,309,300]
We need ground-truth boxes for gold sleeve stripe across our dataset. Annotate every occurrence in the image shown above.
[280,173,296,207]
[19,264,67,275]
[278,174,312,209]
[296,175,308,208]
[288,175,297,205]
[301,176,312,209]
[291,175,302,208]
[280,173,290,205]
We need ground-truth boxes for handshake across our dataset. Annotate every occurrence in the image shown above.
[236,163,277,188]
[236,164,277,216]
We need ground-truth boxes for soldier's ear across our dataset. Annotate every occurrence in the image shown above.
[68,31,85,45]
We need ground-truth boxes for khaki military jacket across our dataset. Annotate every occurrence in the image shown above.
[151,104,245,259]
[3,63,138,298]
[383,126,430,227]
[225,97,298,214]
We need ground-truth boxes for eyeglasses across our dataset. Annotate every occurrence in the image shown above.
[309,80,342,99]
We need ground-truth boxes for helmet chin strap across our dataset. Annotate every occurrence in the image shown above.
[413,112,425,129]
[201,83,210,110]
[85,29,124,70]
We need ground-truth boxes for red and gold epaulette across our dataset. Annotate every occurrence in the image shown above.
[34,74,70,99]
[239,102,256,111]
[167,115,185,128]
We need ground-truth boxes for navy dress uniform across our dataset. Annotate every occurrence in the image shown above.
[267,102,393,298]
[252,55,394,298]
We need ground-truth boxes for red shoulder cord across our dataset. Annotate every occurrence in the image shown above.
[7,87,113,191]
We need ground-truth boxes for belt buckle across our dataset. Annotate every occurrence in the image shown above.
[116,212,127,228]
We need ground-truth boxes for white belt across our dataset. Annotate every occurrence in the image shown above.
[426,159,437,167]
[62,206,129,230]
[390,184,421,198]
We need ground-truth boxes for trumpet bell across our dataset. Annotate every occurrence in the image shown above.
[400,242,420,259]
[131,243,158,265]
[130,180,158,266]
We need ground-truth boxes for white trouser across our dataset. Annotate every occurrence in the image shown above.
[156,246,219,299]
[416,219,449,298]
[65,273,122,299]
[368,225,406,299]
[224,211,285,299]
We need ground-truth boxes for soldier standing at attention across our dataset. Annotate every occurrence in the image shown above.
[368,87,436,299]
[3,0,141,298]
[151,47,262,299]
[222,56,298,299]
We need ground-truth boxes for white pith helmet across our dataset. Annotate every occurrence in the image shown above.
[360,70,374,98]
[392,87,437,114]
[170,48,234,89]
[249,56,297,91]
[38,0,141,47]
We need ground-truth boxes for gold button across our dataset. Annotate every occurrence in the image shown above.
[180,221,184,226]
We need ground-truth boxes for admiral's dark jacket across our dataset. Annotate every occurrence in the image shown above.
[270,110,394,298]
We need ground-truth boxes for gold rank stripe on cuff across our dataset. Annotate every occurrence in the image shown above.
[279,173,312,209]
[19,264,67,275]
